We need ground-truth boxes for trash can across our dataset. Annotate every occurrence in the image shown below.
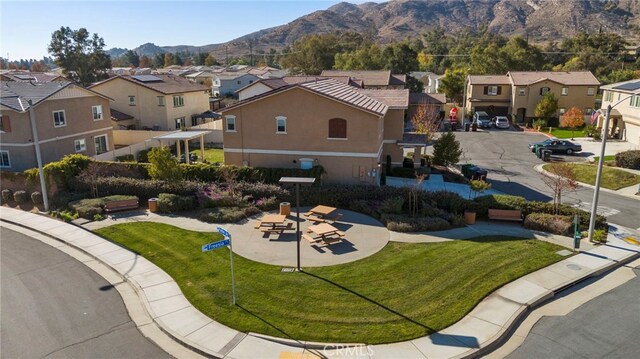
[148,198,158,213]
[470,167,487,181]
[279,202,291,216]
[542,150,552,162]
[472,123,478,132]
[464,123,471,132]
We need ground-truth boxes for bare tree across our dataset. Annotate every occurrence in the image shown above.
[408,173,426,217]
[79,162,103,198]
[411,101,441,154]
[540,163,578,214]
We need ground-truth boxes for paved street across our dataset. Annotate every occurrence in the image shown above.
[506,262,640,358]
[450,130,640,229]
[0,227,173,359]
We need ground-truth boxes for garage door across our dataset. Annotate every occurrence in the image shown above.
[476,106,509,117]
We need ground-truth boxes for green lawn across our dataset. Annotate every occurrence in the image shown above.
[543,127,588,139]
[544,163,640,190]
[190,148,224,163]
[95,222,565,344]
[593,155,616,163]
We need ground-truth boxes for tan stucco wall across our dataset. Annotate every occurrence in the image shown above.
[602,90,640,146]
[465,84,511,113]
[383,108,405,140]
[512,82,598,117]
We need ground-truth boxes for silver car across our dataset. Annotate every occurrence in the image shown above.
[493,116,510,129]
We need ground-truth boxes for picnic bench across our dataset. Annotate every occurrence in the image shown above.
[260,222,293,233]
[304,212,343,224]
[104,198,139,213]
[488,209,523,222]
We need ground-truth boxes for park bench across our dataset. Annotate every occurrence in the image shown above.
[104,198,139,213]
[488,209,523,222]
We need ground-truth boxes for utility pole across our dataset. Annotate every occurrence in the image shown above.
[27,100,49,211]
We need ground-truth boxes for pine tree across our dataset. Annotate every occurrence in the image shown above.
[432,131,462,167]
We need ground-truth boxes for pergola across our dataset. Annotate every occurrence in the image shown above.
[152,130,212,164]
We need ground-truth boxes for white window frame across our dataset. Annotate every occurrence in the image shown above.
[157,96,165,106]
[559,108,566,115]
[0,150,10,168]
[276,116,287,134]
[561,87,568,96]
[585,108,593,115]
[94,134,109,155]
[605,91,613,102]
[92,105,103,121]
[53,110,66,127]
[631,95,640,108]
[488,86,498,96]
[518,88,525,96]
[587,87,595,96]
[225,115,236,132]
[173,95,184,107]
[74,138,86,152]
[128,96,136,105]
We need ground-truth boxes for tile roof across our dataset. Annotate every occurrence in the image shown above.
[1,71,63,83]
[358,89,409,109]
[90,74,209,95]
[235,76,361,95]
[321,70,399,87]
[467,75,511,85]
[409,92,446,105]
[390,74,407,86]
[507,71,600,86]
[1,81,72,111]
[215,73,258,81]
[110,108,134,121]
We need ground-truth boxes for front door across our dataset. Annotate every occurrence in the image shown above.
[94,135,108,154]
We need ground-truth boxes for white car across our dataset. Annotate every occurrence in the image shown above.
[493,116,510,129]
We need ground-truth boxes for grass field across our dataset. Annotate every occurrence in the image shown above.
[543,127,588,139]
[544,163,640,190]
[190,148,224,163]
[95,222,565,344]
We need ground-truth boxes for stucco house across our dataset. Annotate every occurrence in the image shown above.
[0,81,113,171]
[219,78,419,184]
[465,71,600,122]
[320,70,406,89]
[598,79,640,146]
[89,74,210,131]
[409,72,443,94]
[236,76,362,101]
[212,73,261,97]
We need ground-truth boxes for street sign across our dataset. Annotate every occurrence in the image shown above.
[217,226,231,239]
[202,239,230,252]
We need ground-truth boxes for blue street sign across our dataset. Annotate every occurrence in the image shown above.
[202,239,230,252]
[217,227,231,239]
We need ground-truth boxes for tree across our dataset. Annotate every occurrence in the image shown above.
[204,53,217,66]
[280,33,344,74]
[148,147,182,182]
[405,75,424,93]
[183,58,193,66]
[139,55,151,68]
[30,60,49,72]
[411,101,441,151]
[196,52,208,66]
[560,107,585,140]
[123,50,140,67]
[439,68,467,103]
[333,44,384,70]
[534,92,559,122]
[164,52,175,67]
[432,131,462,167]
[174,54,184,66]
[153,53,165,68]
[48,26,111,86]
[541,163,578,214]
[383,41,419,74]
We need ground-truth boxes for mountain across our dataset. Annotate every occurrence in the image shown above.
[107,0,640,60]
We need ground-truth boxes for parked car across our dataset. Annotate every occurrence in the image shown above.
[528,139,582,154]
[473,111,492,128]
[493,116,510,129]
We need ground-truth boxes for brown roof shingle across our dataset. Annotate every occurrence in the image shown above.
[409,92,446,105]
[358,89,409,109]
[467,75,511,85]
[90,74,209,95]
[321,70,399,87]
[507,71,600,86]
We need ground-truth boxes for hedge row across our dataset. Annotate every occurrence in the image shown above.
[69,195,139,219]
[615,150,640,170]
[524,213,572,236]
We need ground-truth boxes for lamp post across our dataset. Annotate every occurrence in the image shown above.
[28,100,49,211]
[278,177,315,271]
[587,89,640,242]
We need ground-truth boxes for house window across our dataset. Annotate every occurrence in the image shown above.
[92,105,103,121]
[158,96,165,106]
[53,110,66,127]
[276,116,287,134]
[561,87,568,96]
[540,87,551,95]
[74,138,86,152]
[175,117,184,129]
[328,118,347,139]
[605,91,613,102]
[173,95,184,107]
[585,108,593,115]
[0,115,10,133]
[631,95,640,108]
[484,86,501,96]
[587,87,595,96]
[0,150,10,168]
[237,80,241,85]
[94,135,108,154]
[225,115,236,132]
[559,108,566,115]
[518,88,525,96]
[191,116,198,126]
[128,96,136,105]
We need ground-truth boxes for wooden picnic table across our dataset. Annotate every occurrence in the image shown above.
[308,205,336,217]
[304,223,345,245]
[260,214,286,228]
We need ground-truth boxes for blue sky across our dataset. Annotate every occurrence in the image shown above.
[1,0,375,60]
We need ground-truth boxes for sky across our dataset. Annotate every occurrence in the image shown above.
[1,0,377,61]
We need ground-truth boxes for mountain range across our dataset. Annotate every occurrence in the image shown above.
[108,0,640,61]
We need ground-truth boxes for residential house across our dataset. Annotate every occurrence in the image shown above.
[236,76,361,101]
[213,73,260,97]
[407,92,446,131]
[219,78,418,184]
[185,71,215,86]
[465,71,600,122]
[320,70,406,89]
[1,71,65,83]
[89,74,210,131]
[598,79,640,146]
[410,72,443,94]
[0,81,113,171]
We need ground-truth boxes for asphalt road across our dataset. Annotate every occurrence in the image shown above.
[0,227,173,359]
[451,129,640,229]
[506,263,640,358]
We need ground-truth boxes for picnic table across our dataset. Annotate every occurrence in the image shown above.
[303,223,345,245]
[304,205,342,223]
[255,214,292,234]
[308,205,336,217]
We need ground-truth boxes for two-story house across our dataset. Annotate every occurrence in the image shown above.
[89,74,210,131]
[599,79,640,146]
[409,72,443,94]
[219,78,416,184]
[0,81,113,171]
[236,76,361,101]
[212,73,261,98]
[465,71,600,122]
[320,70,406,89]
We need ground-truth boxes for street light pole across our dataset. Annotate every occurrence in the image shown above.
[587,90,640,242]
[279,177,315,271]
[28,100,49,211]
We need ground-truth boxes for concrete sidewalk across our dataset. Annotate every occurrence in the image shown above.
[387,174,503,198]
[1,206,638,359]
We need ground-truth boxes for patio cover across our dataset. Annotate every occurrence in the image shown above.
[152,130,213,164]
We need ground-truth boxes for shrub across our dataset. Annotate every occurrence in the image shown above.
[390,167,416,178]
[429,191,470,214]
[115,154,135,162]
[254,196,280,211]
[137,149,152,163]
[199,206,261,223]
[450,215,466,228]
[69,195,138,219]
[157,193,196,213]
[43,154,92,190]
[521,201,607,231]
[148,147,183,182]
[592,229,607,244]
[2,189,13,203]
[13,190,28,205]
[31,192,43,205]
[349,199,380,218]
[93,213,105,221]
[615,150,640,170]
[524,213,572,236]
[380,196,405,214]
[50,210,79,222]
[235,182,288,201]
[382,214,451,232]
[83,177,202,201]
[533,119,548,129]
[473,194,527,218]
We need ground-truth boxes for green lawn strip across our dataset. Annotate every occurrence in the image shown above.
[544,127,588,139]
[190,148,224,163]
[544,163,640,190]
[593,155,616,164]
[95,222,565,344]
